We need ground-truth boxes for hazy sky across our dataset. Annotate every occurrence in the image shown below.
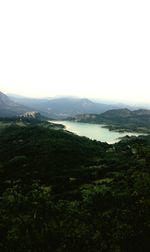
[0,0,150,104]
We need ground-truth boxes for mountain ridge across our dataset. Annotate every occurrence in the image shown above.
[101,108,150,118]
[8,94,133,118]
[0,91,32,117]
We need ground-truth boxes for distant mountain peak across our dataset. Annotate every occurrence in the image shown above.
[8,93,143,119]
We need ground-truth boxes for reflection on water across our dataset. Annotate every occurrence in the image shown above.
[49,120,142,144]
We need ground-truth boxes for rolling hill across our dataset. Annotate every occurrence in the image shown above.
[68,108,150,133]
[0,119,150,251]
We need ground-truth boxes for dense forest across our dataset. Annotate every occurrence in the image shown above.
[0,118,150,251]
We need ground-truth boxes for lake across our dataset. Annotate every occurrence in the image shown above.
[50,120,142,144]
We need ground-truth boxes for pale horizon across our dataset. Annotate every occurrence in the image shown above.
[0,0,150,105]
[1,89,149,108]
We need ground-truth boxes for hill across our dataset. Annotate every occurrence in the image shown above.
[101,108,150,118]
[0,91,31,117]
[69,108,150,133]
[0,120,150,251]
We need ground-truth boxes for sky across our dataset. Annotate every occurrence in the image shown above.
[0,0,150,105]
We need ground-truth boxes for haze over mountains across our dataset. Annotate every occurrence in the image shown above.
[8,92,138,117]
[0,91,31,117]
[8,93,122,118]
[0,91,150,120]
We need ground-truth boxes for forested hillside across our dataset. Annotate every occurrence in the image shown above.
[0,121,150,251]
[69,109,150,133]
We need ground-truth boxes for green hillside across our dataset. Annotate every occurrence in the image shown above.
[0,121,150,251]
[69,109,150,133]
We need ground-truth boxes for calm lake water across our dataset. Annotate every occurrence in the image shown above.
[50,120,142,144]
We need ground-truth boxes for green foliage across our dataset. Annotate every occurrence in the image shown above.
[0,122,150,251]
[72,110,150,133]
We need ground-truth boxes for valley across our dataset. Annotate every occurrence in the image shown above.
[50,120,143,143]
[0,91,150,251]
[68,108,150,134]
[0,117,150,251]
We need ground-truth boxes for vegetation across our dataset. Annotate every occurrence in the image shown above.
[0,117,64,132]
[0,119,150,251]
[68,109,150,133]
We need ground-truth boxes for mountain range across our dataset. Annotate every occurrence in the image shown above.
[1,91,149,121]
[8,94,123,118]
